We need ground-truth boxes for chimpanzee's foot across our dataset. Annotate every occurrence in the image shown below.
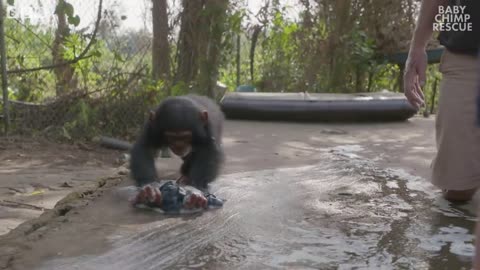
[131,185,162,207]
[442,189,477,203]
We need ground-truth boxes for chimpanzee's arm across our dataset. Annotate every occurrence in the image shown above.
[130,137,159,187]
[186,144,223,190]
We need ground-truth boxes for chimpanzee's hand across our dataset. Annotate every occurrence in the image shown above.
[184,193,208,209]
[131,185,162,207]
[403,48,427,110]
[176,175,190,186]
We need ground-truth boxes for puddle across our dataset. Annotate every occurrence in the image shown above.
[35,146,476,270]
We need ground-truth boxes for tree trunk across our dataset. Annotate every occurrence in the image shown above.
[197,0,229,98]
[52,0,75,96]
[328,0,351,92]
[236,33,240,87]
[175,0,203,86]
[250,25,262,84]
[175,0,229,98]
[298,0,317,91]
[152,0,170,82]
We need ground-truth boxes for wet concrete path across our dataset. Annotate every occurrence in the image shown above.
[1,118,477,270]
[36,147,476,270]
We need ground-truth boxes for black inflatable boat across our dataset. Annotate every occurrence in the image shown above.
[220,91,418,122]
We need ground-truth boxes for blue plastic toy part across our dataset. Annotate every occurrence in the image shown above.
[130,180,225,214]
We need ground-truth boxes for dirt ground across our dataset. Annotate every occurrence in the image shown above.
[0,137,124,235]
[1,116,472,270]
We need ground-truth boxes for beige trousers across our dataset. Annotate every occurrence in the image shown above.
[430,49,480,190]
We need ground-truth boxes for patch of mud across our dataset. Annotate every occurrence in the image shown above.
[30,145,476,270]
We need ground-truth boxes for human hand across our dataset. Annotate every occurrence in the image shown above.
[403,48,427,110]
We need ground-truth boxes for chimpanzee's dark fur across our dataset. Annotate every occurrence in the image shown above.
[130,94,224,191]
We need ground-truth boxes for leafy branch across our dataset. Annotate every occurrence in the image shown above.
[11,18,53,49]
[7,0,103,75]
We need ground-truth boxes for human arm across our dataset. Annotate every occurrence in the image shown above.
[403,0,447,109]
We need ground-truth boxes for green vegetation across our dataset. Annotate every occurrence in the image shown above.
[0,0,442,140]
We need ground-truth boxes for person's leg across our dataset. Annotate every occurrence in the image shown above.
[430,50,480,203]
[473,51,480,270]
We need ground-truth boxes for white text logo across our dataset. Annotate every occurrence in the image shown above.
[433,5,473,31]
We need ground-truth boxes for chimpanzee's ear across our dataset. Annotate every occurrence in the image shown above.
[200,110,208,124]
[149,110,156,122]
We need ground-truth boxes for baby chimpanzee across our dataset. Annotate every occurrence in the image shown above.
[130,94,224,199]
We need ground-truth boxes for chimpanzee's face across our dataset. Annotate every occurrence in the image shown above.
[165,130,193,157]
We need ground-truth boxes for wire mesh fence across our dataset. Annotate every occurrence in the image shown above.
[1,0,158,140]
[0,0,440,140]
